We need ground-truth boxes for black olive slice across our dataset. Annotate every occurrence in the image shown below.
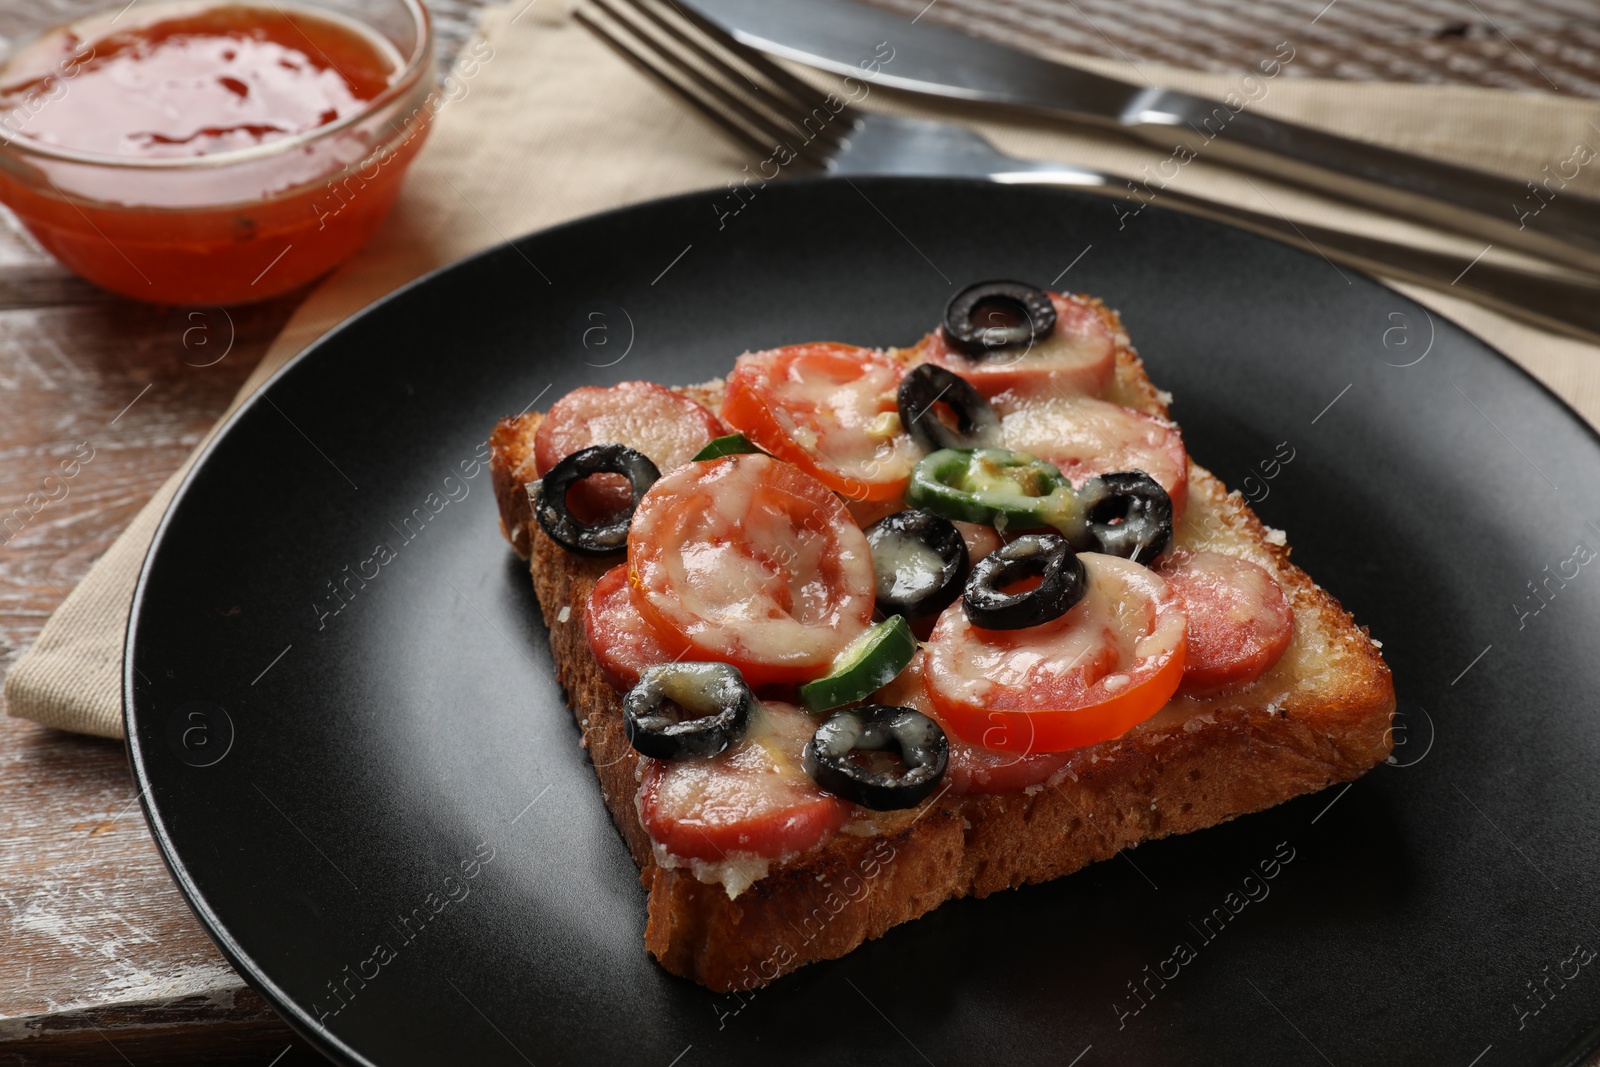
[896,364,1000,452]
[802,705,949,811]
[942,280,1057,358]
[963,532,1087,630]
[865,510,969,621]
[623,662,755,761]
[1073,470,1173,566]
[532,443,659,558]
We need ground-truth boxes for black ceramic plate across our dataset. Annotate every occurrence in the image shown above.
[128,178,1600,1067]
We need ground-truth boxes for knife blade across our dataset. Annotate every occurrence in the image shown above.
[684,0,1600,275]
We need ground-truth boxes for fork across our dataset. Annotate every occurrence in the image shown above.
[576,0,1600,344]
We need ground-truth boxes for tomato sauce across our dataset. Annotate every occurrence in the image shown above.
[0,2,431,303]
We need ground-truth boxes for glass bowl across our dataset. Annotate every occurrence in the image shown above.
[0,0,435,305]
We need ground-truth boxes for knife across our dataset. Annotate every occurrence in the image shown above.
[684,0,1600,276]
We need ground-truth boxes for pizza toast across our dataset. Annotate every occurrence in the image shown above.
[488,290,1394,992]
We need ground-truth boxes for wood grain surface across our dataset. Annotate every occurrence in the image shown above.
[1,0,1596,1063]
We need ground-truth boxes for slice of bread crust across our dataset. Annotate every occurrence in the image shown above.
[489,300,1394,993]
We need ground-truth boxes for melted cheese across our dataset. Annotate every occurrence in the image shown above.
[634,455,874,666]
[771,354,918,481]
[999,307,1112,375]
[875,535,947,601]
[926,553,1185,711]
[997,393,1186,506]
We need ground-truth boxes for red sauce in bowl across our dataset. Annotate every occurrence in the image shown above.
[0,1,433,304]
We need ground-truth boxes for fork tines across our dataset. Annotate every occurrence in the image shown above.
[576,0,859,171]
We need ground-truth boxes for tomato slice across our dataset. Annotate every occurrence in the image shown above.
[998,393,1189,521]
[1160,550,1294,697]
[924,553,1188,754]
[535,381,725,521]
[584,564,675,692]
[845,495,906,531]
[921,291,1116,399]
[722,343,918,502]
[627,453,875,686]
[874,655,1069,794]
[638,701,849,861]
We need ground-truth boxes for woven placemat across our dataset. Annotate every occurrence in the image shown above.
[872,0,1600,96]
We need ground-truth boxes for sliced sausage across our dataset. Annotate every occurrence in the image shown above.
[534,381,724,521]
[1160,550,1294,697]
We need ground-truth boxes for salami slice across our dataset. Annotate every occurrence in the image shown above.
[998,393,1189,520]
[584,564,674,693]
[922,291,1116,399]
[639,701,848,860]
[952,520,1003,564]
[1160,551,1294,697]
[535,381,724,521]
[944,737,1072,795]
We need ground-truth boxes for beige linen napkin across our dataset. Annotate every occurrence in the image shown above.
[7,3,1600,738]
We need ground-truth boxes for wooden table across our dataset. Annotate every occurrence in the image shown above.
[2,0,1596,1062]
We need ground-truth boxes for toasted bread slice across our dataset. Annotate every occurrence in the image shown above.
[489,300,1394,992]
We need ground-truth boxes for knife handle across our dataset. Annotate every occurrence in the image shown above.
[1122,88,1600,276]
